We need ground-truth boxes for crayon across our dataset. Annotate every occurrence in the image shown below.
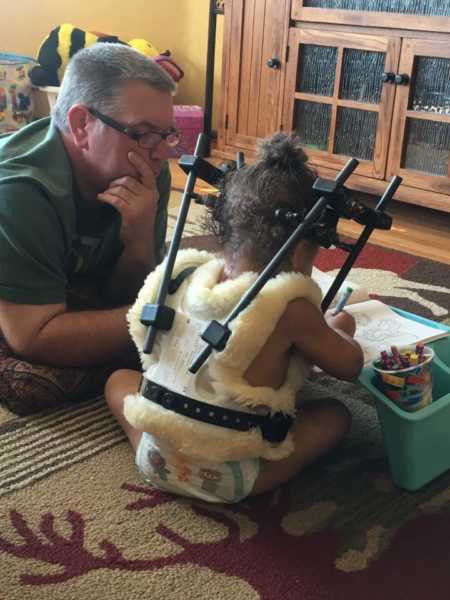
[416,343,425,361]
[391,345,402,368]
[332,286,353,316]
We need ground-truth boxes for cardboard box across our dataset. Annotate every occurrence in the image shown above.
[170,104,204,157]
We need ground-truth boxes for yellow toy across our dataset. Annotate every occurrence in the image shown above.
[29,24,125,86]
[128,38,184,81]
[30,25,184,87]
[128,38,159,58]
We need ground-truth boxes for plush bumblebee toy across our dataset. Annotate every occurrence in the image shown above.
[29,24,183,87]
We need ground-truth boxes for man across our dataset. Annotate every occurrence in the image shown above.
[0,43,179,414]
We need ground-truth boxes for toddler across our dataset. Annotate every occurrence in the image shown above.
[105,132,364,503]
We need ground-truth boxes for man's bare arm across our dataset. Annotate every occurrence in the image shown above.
[0,299,133,367]
[103,239,154,305]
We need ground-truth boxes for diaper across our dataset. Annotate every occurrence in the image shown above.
[135,432,260,503]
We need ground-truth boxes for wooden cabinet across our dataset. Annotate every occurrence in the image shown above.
[218,0,291,152]
[281,29,400,180]
[387,39,450,197]
[214,0,450,213]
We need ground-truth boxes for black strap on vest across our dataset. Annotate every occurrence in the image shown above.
[168,266,197,295]
[139,377,293,444]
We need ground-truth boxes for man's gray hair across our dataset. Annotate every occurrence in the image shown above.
[52,43,176,132]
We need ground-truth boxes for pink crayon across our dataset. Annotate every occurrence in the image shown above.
[391,345,401,368]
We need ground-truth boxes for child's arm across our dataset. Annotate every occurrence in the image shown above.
[282,298,364,381]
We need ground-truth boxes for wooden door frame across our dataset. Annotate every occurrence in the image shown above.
[291,1,450,34]
[387,38,450,195]
[282,27,400,179]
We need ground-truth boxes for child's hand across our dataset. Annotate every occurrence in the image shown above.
[325,310,356,337]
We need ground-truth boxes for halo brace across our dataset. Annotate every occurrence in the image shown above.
[139,132,402,443]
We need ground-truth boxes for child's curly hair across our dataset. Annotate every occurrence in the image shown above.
[205,132,317,267]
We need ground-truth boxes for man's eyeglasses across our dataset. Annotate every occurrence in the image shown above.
[88,107,181,149]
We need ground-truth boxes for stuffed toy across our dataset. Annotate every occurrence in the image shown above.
[128,38,184,82]
[29,24,183,87]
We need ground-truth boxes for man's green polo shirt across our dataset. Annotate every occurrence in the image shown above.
[0,118,170,304]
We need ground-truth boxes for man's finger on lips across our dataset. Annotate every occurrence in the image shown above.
[128,151,156,188]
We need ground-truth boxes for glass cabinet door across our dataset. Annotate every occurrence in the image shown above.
[300,0,450,15]
[282,29,400,178]
[291,1,450,33]
[387,39,450,195]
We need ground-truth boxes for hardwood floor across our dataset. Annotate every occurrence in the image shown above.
[169,159,450,265]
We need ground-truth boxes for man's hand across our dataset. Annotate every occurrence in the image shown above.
[98,152,163,304]
[97,151,159,254]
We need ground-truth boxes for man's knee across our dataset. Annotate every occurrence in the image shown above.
[0,354,112,416]
[0,358,67,415]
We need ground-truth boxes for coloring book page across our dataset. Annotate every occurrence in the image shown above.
[345,300,448,364]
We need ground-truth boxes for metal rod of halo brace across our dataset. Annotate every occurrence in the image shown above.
[189,158,360,374]
[320,174,402,312]
[142,132,226,354]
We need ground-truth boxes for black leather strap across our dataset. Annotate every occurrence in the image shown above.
[168,267,197,294]
[140,378,293,443]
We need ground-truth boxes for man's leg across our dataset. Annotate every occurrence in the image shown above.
[0,334,139,416]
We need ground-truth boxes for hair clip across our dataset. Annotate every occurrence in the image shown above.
[273,208,306,226]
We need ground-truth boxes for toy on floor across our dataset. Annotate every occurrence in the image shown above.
[29,24,184,87]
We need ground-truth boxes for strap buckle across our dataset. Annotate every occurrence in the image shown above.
[260,412,293,443]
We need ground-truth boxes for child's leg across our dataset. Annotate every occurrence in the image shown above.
[105,369,143,451]
[250,399,351,496]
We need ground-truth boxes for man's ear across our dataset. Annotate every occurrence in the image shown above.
[67,105,91,149]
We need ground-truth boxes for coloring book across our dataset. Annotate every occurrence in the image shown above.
[312,269,449,364]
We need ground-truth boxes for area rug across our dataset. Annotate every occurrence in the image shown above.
[0,238,449,600]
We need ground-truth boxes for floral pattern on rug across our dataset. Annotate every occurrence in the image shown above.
[0,241,449,600]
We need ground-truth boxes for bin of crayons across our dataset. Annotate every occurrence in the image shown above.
[359,310,450,491]
[372,344,434,412]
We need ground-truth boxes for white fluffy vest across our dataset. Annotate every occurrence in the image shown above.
[124,249,322,463]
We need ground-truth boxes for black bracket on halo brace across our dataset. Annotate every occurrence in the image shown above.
[189,159,402,374]
[141,133,234,355]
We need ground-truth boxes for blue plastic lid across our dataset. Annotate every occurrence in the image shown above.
[0,52,36,64]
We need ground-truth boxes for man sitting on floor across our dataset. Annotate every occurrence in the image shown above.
[0,43,180,415]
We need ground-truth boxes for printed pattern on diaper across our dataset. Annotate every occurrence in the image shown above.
[136,433,260,503]
[199,468,222,495]
[147,449,170,481]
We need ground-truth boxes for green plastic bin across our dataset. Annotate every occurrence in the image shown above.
[358,308,450,491]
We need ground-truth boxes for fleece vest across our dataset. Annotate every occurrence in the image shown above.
[124,248,322,463]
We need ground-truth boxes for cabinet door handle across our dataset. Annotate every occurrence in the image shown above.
[381,72,395,83]
[394,73,410,85]
[266,57,281,69]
